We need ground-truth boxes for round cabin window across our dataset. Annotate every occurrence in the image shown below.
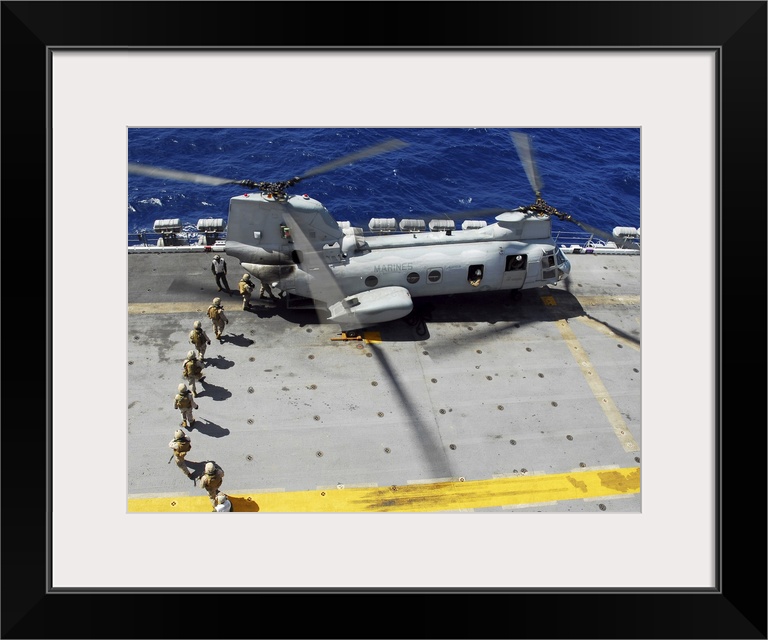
[427,270,441,283]
[406,272,420,284]
[365,276,379,287]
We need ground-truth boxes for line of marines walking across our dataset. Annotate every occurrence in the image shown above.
[166,255,277,512]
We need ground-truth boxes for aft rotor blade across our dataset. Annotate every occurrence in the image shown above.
[511,132,544,196]
[128,163,238,187]
[296,139,409,181]
[280,210,348,311]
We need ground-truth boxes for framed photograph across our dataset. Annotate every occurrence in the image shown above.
[6,1,764,638]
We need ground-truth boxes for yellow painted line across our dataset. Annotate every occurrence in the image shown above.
[128,494,260,513]
[129,296,640,316]
[129,302,222,315]
[128,467,639,513]
[555,318,639,452]
[575,295,640,307]
[575,315,640,351]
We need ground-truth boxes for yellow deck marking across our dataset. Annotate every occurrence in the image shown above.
[128,467,639,513]
[555,318,639,452]
[128,295,640,316]
[129,302,218,315]
[575,295,640,307]
[575,316,640,351]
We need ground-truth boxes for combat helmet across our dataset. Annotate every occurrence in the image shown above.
[216,494,228,504]
[178,383,188,393]
[174,429,185,439]
[187,350,196,360]
[213,297,221,306]
[242,273,250,281]
[205,462,216,474]
[193,320,202,329]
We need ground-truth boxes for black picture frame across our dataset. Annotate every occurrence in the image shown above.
[3,2,764,638]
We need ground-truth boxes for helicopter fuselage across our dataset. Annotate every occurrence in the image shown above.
[224,193,571,328]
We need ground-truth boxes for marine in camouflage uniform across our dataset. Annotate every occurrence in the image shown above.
[207,297,229,340]
[239,273,255,310]
[169,429,193,478]
[200,461,225,508]
[182,351,205,397]
[189,320,211,361]
[174,383,199,428]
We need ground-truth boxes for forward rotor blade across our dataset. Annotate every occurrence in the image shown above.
[511,132,544,196]
[296,139,409,181]
[128,163,239,187]
[568,217,640,250]
[427,207,510,222]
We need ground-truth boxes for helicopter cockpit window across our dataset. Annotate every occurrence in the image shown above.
[427,269,442,283]
[365,276,379,288]
[506,255,527,271]
[280,225,293,242]
[406,272,420,284]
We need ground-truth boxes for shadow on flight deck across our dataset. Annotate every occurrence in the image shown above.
[265,286,589,342]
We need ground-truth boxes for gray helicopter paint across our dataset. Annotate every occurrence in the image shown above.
[223,193,570,309]
[326,243,545,294]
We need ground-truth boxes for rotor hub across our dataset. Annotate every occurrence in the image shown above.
[527,196,570,221]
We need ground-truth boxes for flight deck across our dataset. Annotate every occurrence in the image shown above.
[127,250,641,513]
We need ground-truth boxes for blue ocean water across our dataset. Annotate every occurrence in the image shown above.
[128,128,640,239]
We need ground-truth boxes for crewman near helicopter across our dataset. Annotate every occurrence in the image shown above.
[207,297,228,341]
[199,461,225,508]
[259,279,280,301]
[239,273,255,310]
[168,429,194,479]
[174,383,199,428]
[211,254,231,294]
[189,320,211,362]
[182,350,206,397]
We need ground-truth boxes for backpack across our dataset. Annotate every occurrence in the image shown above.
[207,305,219,320]
[184,360,202,377]
[176,439,191,453]
[175,393,192,409]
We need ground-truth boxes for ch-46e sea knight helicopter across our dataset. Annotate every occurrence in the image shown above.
[129,133,638,331]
